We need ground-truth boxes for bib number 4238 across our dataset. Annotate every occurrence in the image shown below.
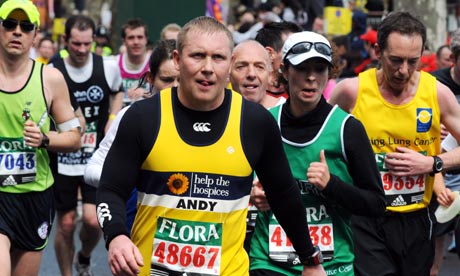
[270,224,333,249]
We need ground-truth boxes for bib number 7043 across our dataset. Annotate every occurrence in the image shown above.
[0,152,35,173]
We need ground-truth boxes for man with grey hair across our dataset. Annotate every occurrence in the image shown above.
[230,40,286,253]
[231,40,285,108]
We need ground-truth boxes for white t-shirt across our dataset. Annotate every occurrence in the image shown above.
[84,105,129,187]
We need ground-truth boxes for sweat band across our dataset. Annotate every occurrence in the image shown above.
[56,117,81,132]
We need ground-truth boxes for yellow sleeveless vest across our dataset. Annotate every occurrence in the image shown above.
[132,88,253,275]
[354,69,440,213]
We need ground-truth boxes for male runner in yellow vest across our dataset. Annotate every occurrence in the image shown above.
[329,11,460,276]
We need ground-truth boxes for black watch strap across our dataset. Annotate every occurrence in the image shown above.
[39,133,50,148]
[300,246,323,266]
[430,155,443,176]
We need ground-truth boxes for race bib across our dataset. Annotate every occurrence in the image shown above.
[81,121,97,153]
[381,172,425,195]
[151,217,222,275]
[81,132,96,150]
[0,137,36,186]
[268,205,334,264]
[376,153,426,206]
[57,121,98,176]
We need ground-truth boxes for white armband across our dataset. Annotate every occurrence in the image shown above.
[57,117,81,132]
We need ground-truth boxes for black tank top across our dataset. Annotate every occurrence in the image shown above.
[53,54,112,146]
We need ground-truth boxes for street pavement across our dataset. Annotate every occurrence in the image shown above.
[439,237,460,276]
[39,219,111,276]
[38,220,460,276]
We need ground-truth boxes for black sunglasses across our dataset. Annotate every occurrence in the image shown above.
[0,19,36,33]
[287,42,332,58]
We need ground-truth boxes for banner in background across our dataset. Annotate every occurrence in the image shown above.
[324,7,352,36]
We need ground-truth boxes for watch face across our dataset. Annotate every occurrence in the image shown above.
[436,161,443,171]
[434,156,443,172]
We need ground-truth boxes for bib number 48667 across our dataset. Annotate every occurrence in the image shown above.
[153,241,219,269]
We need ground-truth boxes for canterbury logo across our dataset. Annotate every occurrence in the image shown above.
[193,122,211,132]
[96,203,112,228]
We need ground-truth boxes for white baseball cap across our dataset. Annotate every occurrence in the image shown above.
[282,31,332,66]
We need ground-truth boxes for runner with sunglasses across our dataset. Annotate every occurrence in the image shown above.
[1,17,36,32]
[249,31,385,276]
[329,11,460,276]
[0,0,81,275]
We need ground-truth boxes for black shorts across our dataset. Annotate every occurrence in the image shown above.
[0,187,55,251]
[351,208,435,276]
[53,173,96,211]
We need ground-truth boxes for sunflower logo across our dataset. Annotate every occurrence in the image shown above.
[167,173,189,195]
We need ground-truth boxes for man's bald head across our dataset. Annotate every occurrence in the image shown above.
[231,40,272,104]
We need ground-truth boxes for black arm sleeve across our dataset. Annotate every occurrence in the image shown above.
[242,102,315,259]
[96,98,156,247]
[322,117,386,216]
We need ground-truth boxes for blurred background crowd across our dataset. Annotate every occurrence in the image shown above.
[20,0,460,80]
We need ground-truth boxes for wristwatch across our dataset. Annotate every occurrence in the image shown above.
[40,133,50,148]
[300,246,323,266]
[431,155,443,176]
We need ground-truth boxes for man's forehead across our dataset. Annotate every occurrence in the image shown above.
[185,29,231,44]
[233,54,269,65]
[69,27,93,37]
[233,45,270,64]
[125,26,145,36]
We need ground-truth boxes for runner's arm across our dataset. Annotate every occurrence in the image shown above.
[244,103,316,259]
[43,66,81,152]
[96,102,148,247]
[322,117,386,216]
[85,107,129,187]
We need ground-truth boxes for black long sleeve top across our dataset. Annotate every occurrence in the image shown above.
[280,97,386,216]
[96,88,316,259]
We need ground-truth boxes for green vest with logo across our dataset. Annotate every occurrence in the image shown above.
[0,61,52,193]
[250,105,355,276]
